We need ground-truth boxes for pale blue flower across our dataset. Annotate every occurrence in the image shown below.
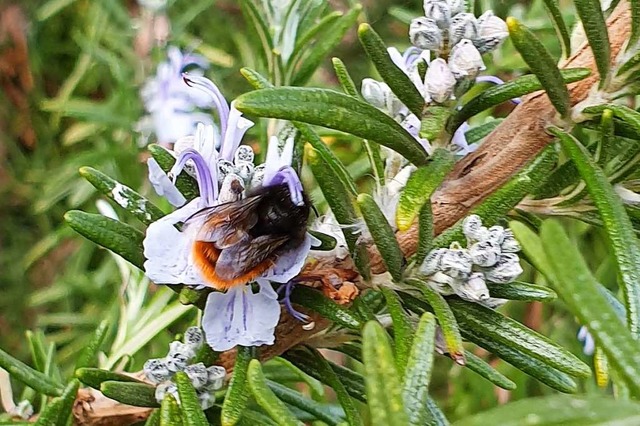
[143,76,311,351]
[577,326,595,356]
[140,47,213,145]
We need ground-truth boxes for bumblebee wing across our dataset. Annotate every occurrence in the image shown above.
[215,234,290,280]
[184,195,262,247]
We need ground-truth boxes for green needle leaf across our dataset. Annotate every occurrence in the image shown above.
[0,347,63,396]
[34,379,79,426]
[450,68,590,131]
[266,380,344,425]
[221,346,255,426]
[541,220,640,398]
[101,381,159,407]
[75,368,143,390]
[362,321,409,426]
[462,350,516,391]
[358,194,405,281]
[174,372,208,426]
[332,57,359,97]
[382,288,414,375]
[541,0,572,58]
[160,394,183,426]
[631,0,640,48]
[64,211,145,270]
[358,23,424,116]
[486,281,557,302]
[79,167,165,225]
[236,87,430,166]
[402,313,438,426]
[507,17,571,117]
[574,0,610,85]
[554,128,640,337]
[583,104,640,136]
[75,320,109,369]
[247,360,303,426]
[289,286,363,330]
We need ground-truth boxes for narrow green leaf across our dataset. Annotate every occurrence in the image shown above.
[381,288,414,375]
[631,0,640,48]
[79,167,165,225]
[541,0,572,58]
[358,23,424,116]
[306,145,371,279]
[145,409,161,426]
[266,380,343,425]
[236,88,430,166]
[574,0,610,85]
[290,12,343,69]
[239,0,282,84]
[64,211,145,269]
[240,67,272,90]
[416,202,434,266]
[221,346,254,426]
[420,106,450,142]
[426,398,450,426]
[307,230,337,251]
[160,394,183,426]
[599,108,616,165]
[101,381,159,408]
[486,281,557,302]
[462,351,517,390]
[541,220,640,397]
[396,149,455,232]
[358,194,405,281]
[25,330,48,373]
[247,360,302,426]
[402,313,438,426]
[75,320,109,369]
[362,139,385,186]
[449,299,591,378]
[507,17,571,116]
[289,286,362,330]
[292,6,362,86]
[34,379,79,426]
[0,347,63,396]
[583,104,640,136]
[174,372,208,426]
[464,119,503,144]
[332,57,359,97]
[410,280,465,364]
[450,68,590,130]
[554,128,640,337]
[454,395,640,426]
[362,321,409,426]
[75,368,142,390]
[148,144,199,201]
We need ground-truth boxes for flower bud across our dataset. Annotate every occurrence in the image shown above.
[448,39,485,80]
[484,253,523,283]
[425,58,456,103]
[185,362,209,390]
[501,229,521,253]
[183,326,204,350]
[198,391,216,410]
[155,381,179,404]
[449,13,478,46]
[447,0,465,14]
[206,365,226,390]
[409,17,442,51]
[474,11,508,53]
[217,159,235,184]
[361,78,389,109]
[144,358,171,384]
[469,240,501,267]
[462,214,483,240]
[485,225,505,244]
[218,173,245,204]
[250,164,266,188]
[427,271,458,295]
[439,248,473,279]
[423,0,452,29]
[452,272,490,301]
[166,341,195,372]
[234,161,254,183]
[234,145,254,164]
[420,248,447,276]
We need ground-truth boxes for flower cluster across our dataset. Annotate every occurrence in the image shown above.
[138,47,213,146]
[419,214,523,307]
[143,74,312,352]
[143,327,225,409]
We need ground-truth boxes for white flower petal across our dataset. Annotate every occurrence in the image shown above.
[143,198,203,285]
[147,158,186,207]
[202,283,281,351]
[220,102,254,161]
[260,233,312,283]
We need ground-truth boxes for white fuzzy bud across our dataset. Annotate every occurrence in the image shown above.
[206,365,226,390]
[166,341,195,372]
[440,248,473,279]
[155,381,179,404]
[501,229,521,253]
[361,78,389,109]
[469,240,501,267]
[198,391,216,410]
[217,173,245,204]
[423,0,451,29]
[234,145,254,164]
[449,39,485,80]
[462,214,483,240]
[409,17,442,51]
[452,272,490,301]
[474,11,508,53]
[427,271,458,295]
[449,13,478,46]
[144,358,171,384]
[250,164,266,189]
[485,225,505,244]
[484,253,523,283]
[183,326,204,350]
[185,363,209,390]
[14,400,34,420]
[217,159,235,184]
[234,161,254,183]
[420,248,447,276]
[425,58,456,103]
